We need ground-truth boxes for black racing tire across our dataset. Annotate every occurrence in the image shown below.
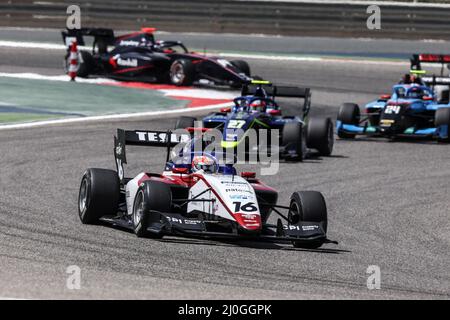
[133,180,172,238]
[289,191,327,249]
[169,59,195,86]
[175,116,197,129]
[230,60,251,76]
[282,122,306,161]
[76,51,95,78]
[306,117,334,156]
[337,103,360,139]
[435,107,450,143]
[96,39,108,55]
[78,168,120,224]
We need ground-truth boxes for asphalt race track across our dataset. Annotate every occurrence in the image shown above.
[0,29,449,299]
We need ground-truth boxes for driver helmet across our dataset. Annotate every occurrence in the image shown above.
[191,155,218,174]
[249,99,266,112]
[401,74,411,84]
[411,74,423,85]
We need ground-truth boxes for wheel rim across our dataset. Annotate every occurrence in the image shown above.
[289,200,301,223]
[79,178,89,214]
[133,190,145,227]
[170,63,185,84]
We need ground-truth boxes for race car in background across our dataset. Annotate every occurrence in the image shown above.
[174,81,334,161]
[77,128,336,249]
[336,54,450,142]
[62,27,253,87]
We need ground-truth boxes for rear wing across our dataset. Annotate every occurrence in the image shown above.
[410,54,450,87]
[411,54,450,74]
[241,82,311,117]
[114,129,190,182]
[61,28,115,49]
[421,76,450,86]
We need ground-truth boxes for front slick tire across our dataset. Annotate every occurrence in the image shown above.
[435,107,450,143]
[337,103,360,139]
[133,180,172,238]
[78,168,120,224]
[175,116,196,129]
[289,191,327,249]
[230,60,250,76]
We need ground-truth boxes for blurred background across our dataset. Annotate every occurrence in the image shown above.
[2,0,450,39]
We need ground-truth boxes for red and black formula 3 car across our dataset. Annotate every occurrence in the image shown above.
[62,27,253,87]
[77,128,337,249]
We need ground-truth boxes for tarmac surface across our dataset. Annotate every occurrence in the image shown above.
[0,29,448,299]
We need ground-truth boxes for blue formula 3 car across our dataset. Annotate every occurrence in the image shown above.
[336,54,450,142]
[175,81,334,161]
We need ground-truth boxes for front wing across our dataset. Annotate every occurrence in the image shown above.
[336,120,448,139]
[100,212,336,245]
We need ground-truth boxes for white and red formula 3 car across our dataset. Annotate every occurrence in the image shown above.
[78,128,337,248]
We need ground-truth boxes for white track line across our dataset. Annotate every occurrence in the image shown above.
[0,40,408,65]
[0,103,231,131]
[237,0,450,8]
[0,72,237,99]
[0,72,115,83]
[0,40,88,51]
[0,37,408,131]
[0,71,235,130]
[217,52,407,65]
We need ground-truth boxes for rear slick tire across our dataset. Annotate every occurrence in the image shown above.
[282,122,306,161]
[78,168,120,224]
[169,59,195,86]
[133,181,172,238]
[306,117,334,156]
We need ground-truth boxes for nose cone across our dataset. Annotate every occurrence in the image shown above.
[233,213,262,232]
